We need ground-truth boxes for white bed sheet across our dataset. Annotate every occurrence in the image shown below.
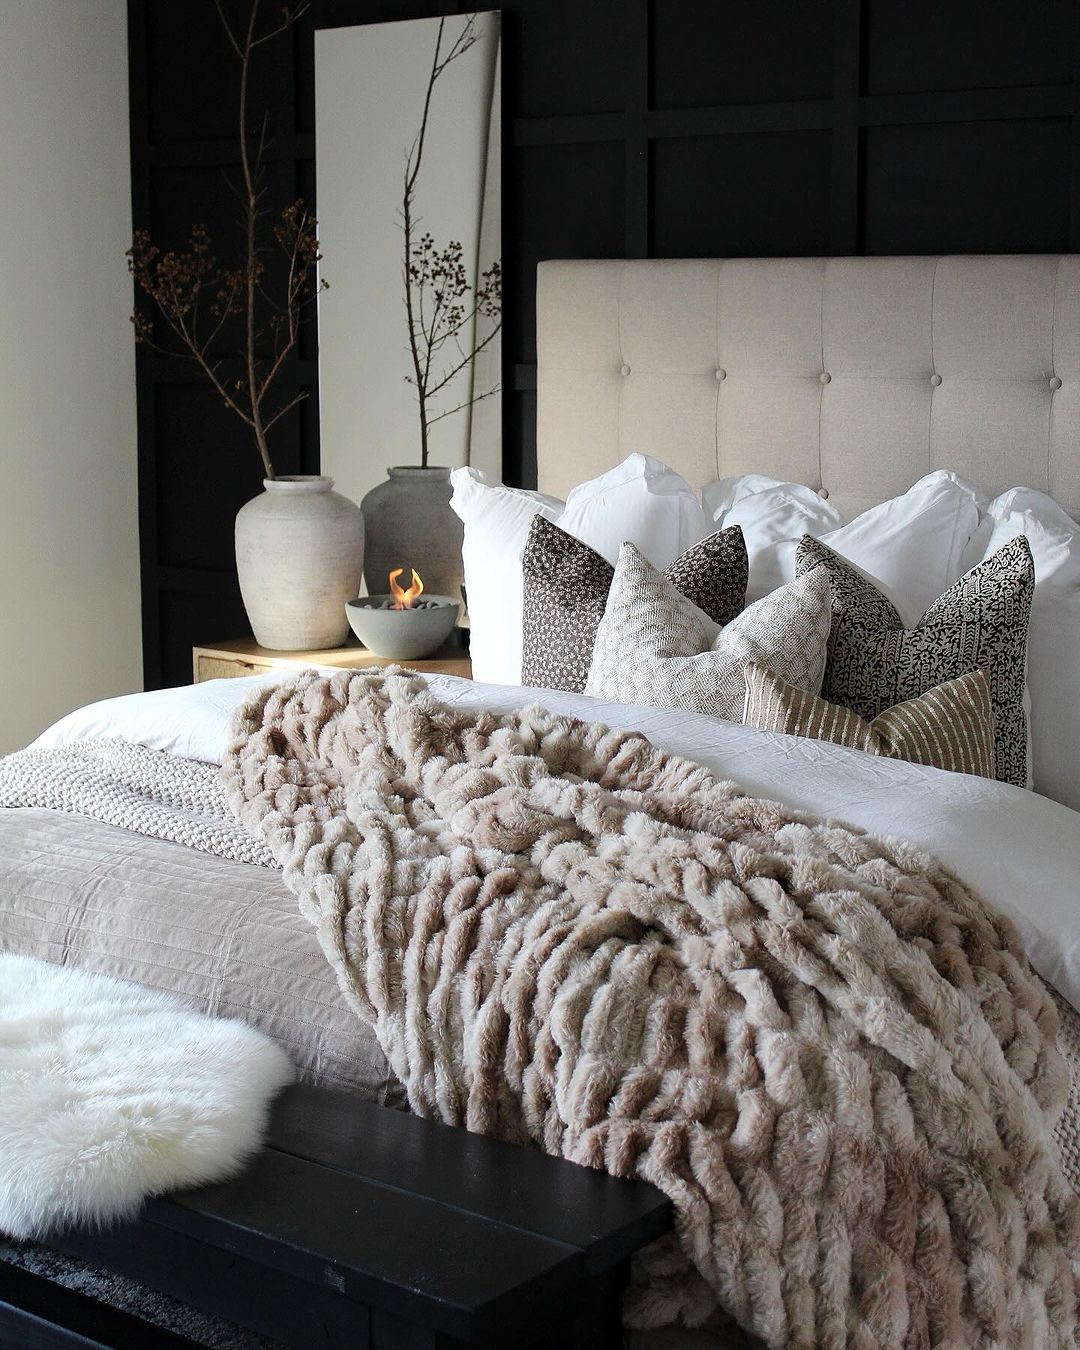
[32,672,1080,1011]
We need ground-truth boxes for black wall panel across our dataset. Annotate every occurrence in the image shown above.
[651,131,834,257]
[862,0,1076,96]
[513,0,626,117]
[129,0,1080,688]
[508,141,626,365]
[652,0,833,109]
[862,118,1073,254]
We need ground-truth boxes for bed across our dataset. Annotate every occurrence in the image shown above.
[7,252,1079,1070]
[3,254,1080,1347]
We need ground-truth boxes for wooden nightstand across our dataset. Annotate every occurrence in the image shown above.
[192,637,472,684]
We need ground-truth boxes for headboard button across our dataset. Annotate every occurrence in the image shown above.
[819,487,830,500]
[819,371,831,384]
[715,368,726,381]
[1050,376,1063,390]
[930,373,943,387]
[620,364,631,376]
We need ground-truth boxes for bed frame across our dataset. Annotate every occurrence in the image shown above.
[536,255,1080,522]
[4,252,1077,1350]
[0,1085,673,1349]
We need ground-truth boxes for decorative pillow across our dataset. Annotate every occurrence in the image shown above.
[795,534,1034,787]
[960,489,1080,812]
[704,470,982,622]
[584,542,831,720]
[521,518,747,693]
[742,663,997,779]
[449,455,707,684]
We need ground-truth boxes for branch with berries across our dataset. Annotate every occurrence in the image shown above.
[401,17,502,468]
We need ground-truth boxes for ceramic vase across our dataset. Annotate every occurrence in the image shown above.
[235,475,364,651]
[360,466,464,606]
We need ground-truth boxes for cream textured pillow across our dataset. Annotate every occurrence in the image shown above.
[742,663,997,779]
[585,543,831,720]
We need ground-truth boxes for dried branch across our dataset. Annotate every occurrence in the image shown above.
[402,17,500,468]
[127,0,324,480]
[426,382,501,427]
[419,312,501,401]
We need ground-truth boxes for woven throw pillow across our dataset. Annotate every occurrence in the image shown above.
[584,542,831,720]
[743,662,997,779]
[795,534,1034,787]
[521,518,748,693]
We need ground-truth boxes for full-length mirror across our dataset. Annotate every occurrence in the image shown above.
[315,12,501,604]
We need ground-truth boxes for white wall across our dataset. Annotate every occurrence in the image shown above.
[315,14,500,515]
[0,0,141,751]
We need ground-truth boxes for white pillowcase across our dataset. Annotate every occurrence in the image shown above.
[704,470,982,626]
[450,455,707,684]
[29,672,285,763]
[702,478,843,602]
[823,472,983,624]
[447,470,561,686]
[963,488,1080,812]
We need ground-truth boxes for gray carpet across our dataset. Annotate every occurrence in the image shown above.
[0,1238,285,1348]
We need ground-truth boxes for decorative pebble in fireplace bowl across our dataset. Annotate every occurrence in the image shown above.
[345,568,460,660]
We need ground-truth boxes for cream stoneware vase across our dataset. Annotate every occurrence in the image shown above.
[235,475,364,651]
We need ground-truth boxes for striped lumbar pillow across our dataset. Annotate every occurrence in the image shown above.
[742,662,997,778]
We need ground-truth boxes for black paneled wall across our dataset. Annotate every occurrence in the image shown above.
[129,0,1080,687]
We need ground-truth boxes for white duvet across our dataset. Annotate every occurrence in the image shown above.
[32,671,1080,1011]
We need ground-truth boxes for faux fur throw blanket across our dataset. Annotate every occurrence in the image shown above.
[221,669,1080,1348]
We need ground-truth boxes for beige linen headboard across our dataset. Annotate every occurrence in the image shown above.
[536,256,1080,521]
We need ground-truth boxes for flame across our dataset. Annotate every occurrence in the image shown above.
[389,567,424,610]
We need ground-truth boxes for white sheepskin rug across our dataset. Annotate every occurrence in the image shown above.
[0,954,293,1240]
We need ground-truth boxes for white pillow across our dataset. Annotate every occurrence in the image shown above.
[29,672,283,763]
[964,488,1080,812]
[821,472,983,625]
[704,470,982,626]
[702,472,812,520]
[450,455,707,684]
[702,477,843,602]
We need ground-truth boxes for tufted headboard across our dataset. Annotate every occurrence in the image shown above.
[536,256,1080,521]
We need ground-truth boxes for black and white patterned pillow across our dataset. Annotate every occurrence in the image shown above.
[795,534,1035,787]
[521,518,747,693]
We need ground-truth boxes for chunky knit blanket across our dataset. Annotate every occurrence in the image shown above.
[0,739,274,867]
[218,669,1079,1348]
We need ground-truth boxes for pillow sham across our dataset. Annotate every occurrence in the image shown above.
[962,488,1080,812]
[742,663,996,779]
[702,477,843,602]
[584,542,831,720]
[705,470,982,623]
[521,518,747,693]
[450,455,707,684]
[795,534,1034,787]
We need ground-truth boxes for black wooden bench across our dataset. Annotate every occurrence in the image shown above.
[0,1083,673,1349]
